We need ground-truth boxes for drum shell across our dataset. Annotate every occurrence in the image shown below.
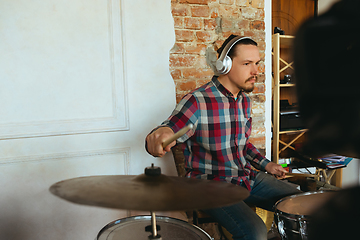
[96,215,212,240]
[274,210,309,240]
[274,190,335,240]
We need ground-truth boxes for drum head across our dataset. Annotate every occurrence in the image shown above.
[97,215,211,240]
[275,190,337,216]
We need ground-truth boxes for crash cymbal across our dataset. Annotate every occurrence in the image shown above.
[50,165,249,211]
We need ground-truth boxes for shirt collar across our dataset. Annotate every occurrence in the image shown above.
[211,76,242,100]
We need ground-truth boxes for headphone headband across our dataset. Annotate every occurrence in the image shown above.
[217,36,252,62]
[215,36,252,75]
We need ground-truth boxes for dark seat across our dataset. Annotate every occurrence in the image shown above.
[171,145,218,225]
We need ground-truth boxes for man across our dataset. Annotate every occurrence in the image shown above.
[146,35,300,239]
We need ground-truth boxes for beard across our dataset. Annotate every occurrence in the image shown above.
[243,76,257,93]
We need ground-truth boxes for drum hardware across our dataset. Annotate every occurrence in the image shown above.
[96,215,213,240]
[146,211,162,240]
[274,190,337,240]
[298,218,308,239]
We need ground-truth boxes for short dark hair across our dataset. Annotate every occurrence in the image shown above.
[217,34,258,59]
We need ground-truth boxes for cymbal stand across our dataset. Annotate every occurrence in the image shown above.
[148,211,162,240]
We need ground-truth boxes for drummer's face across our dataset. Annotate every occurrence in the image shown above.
[219,44,261,96]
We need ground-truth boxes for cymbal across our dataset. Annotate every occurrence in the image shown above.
[50,166,249,211]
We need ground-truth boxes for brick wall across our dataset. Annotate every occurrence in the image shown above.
[170,0,267,154]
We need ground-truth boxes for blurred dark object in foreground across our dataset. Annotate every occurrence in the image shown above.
[294,0,360,239]
[294,0,360,158]
[308,186,360,239]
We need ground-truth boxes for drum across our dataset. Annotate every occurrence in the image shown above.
[274,191,336,240]
[96,215,212,240]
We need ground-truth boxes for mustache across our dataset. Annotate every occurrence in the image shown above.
[245,76,257,82]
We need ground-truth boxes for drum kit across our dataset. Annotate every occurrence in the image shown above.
[50,165,336,240]
[50,164,249,240]
[49,125,338,239]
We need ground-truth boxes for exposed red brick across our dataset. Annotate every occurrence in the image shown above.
[170,42,185,54]
[178,80,197,91]
[219,5,239,18]
[173,17,184,28]
[256,9,265,19]
[172,4,189,17]
[175,29,195,41]
[210,6,219,18]
[257,74,265,83]
[184,17,202,30]
[221,17,234,29]
[250,20,265,30]
[221,30,242,38]
[236,0,250,7]
[257,40,266,52]
[204,18,217,30]
[170,68,182,79]
[183,43,207,55]
[250,94,266,103]
[258,61,265,73]
[241,7,264,20]
[243,30,265,41]
[191,5,210,17]
[241,30,255,38]
[182,68,214,79]
[196,31,214,42]
[214,39,225,50]
[251,0,264,9]
[197,78,211,86]
[220,0,234,4]
[237,19,250,29]
[253,83,265,94]
[249,136,266,147]
[179,0,210,4]
[169,55,197,67]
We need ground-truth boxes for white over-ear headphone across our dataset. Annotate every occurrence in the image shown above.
[215,36,252,75]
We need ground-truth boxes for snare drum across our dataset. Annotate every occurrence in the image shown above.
[274,191,336,240]
[96,215,212,240]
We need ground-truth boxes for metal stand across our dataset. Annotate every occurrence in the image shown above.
[147,211,162,240]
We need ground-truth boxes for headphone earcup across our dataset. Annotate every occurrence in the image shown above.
[216,56,232,75]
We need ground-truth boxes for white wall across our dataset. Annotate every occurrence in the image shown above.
[264,0,272,160]
[318,0,340,14]
[342,159,360,188]
[0,0,179,239]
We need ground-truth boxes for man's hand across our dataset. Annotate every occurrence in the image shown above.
[265,161,287,179]
[146,127,175,157]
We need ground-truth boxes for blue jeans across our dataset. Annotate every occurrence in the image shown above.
[202,172,301,240]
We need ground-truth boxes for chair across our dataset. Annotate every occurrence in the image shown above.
[171,145,227,239]
[171,145,218,225]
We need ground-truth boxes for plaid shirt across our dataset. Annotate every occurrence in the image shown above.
[161,76,270,191]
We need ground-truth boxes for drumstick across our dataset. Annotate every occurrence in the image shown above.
[285,172,317,178]
[162,124,193,148]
